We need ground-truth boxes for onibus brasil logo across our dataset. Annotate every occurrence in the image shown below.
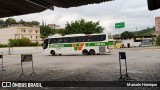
[2,82,42,88]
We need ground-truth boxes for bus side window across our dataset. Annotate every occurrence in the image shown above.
[86,36,89,42]
[90,36,94,41]
[79,36,85,42]
[54,38,58,43]
[73,37,77,42]
[49,38,58,44]
[71,37,77,42]
[67,37,71,43]
[76,37,79,42]
[58,38,63,43]
[57,38,60,43]
[86,36,93,42]
[70,37,74,43]
[99,35,106,41]
[94,35,100,41]
[82,37,86,42]
[63,38,68,43]
[49,38,53,44]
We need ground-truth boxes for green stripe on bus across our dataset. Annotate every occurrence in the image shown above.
[74,47,78,50]
[65,44,72,47]
[49,41,114,48]
[49,44,72,48]
[76,44,80,47]
[85,41,114,47]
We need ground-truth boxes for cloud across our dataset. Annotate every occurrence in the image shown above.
[2,0,160,34]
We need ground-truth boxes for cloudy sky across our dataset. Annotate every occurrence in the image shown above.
[2,0,160,34]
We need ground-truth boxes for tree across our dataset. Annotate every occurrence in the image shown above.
[156,35,160,46]
[19,19,26,25]
[5,18,17,25]
[30,21,40,26]
[0,19,5,25]
[40,26,54,38]
[121,31,135,39]
[0,19,5,28]
[9,38,32,47]
[55,28,66,35]
[64,19,104,35]
[132,27,155,36]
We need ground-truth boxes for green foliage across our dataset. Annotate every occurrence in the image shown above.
[64,19,104,35]
[0,19,5,28]
[156,35,160,46]
[30,21,40,26]
[31,42,39,46]
[0,18,40,29]
[5,18,17,25]
[0,44,8,48]
[9,39,20,46]
[132,27,155,36]
[58,29,66,36]
[19,38,32,46]
[0,19,5,25]
[19,19,40,26]
[121,31,135,39]
[40,26,55,38]
[19,19,26,25]
[9,38,32,47]
[119,27,155,39]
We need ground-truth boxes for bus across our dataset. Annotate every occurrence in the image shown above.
[43,33,114,55]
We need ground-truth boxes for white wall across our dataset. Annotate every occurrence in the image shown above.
[0,47,43,55]
[122,39,141,47]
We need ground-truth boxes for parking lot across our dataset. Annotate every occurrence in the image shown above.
[1,47,160,81]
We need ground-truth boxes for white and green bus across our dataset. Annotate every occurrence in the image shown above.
[43,33,114,55]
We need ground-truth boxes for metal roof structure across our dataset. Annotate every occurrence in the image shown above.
[0,0,113,18]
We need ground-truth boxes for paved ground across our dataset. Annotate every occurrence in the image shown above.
[0,47,160,81]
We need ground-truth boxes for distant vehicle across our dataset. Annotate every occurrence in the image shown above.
[114,41,123,49]
[115,43,123,49]
[43,33,114,55]
[140,39,152,47]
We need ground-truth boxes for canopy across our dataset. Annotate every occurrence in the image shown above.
[0,0,113,18]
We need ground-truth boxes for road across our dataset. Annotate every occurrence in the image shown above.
[0,48,160,81]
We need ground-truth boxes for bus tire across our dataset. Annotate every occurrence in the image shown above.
[89,49,96,55]
[51,50,55,56]
[82,49,88,55]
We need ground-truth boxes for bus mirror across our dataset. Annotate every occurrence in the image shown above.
[148,0,160,11]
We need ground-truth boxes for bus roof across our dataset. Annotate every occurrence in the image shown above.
[47,33,108,39]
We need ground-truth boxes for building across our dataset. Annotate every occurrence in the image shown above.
[114,36,155,48]
[0,26,41,44]
[48,24,60,29]
[154,16,160,36]
[114,38,141,48]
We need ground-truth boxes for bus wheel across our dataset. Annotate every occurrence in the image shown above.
[51,50,55,56]
[89,49,96,55]
[82,49,88,55]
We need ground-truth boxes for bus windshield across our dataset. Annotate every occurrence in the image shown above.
[43,39,49,49]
